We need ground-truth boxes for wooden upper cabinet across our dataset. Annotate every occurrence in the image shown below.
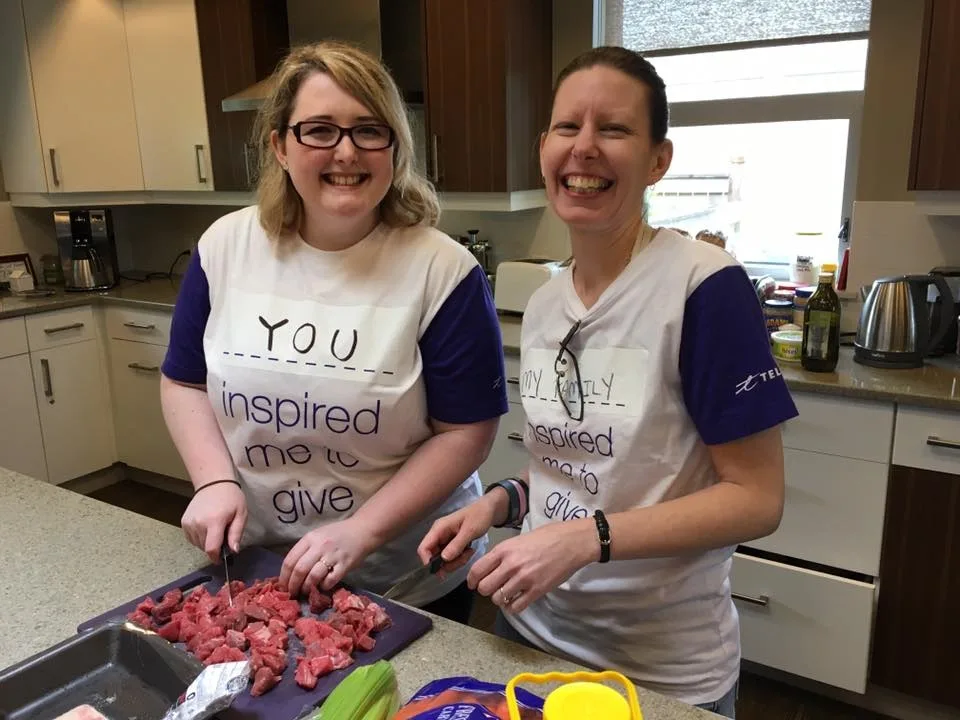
[22,0,144,193]
[194,0,290,192]
[870,464,960,708]
[421,0,552,193]
[123,0,213,191]
[909,0,960,191]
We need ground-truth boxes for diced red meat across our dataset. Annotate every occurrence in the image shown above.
[328,648,354,670]
[308,586,332,613]
[204,645,247,666]
[251,647,287,675]
[178,620,199,645]
[332,588,365,613]
[196,594,224,618]
[243,621,265,636]
[267,618,288,634]
[251,667,282,697]
[294,659,319,690]
[188,625,224,653]
[151,589,183,623]
[126,609,154,631]
[215,606,247,632]
[275,600,301,625]
[224,629,248,650]
[363,603,392,632]
[135,596,156,615]
[157,617,181,643]
[243,600,271,622]
[355,633,376,652]
[194,637,225,662]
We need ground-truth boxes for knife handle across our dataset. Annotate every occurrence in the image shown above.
[428,554,444,573]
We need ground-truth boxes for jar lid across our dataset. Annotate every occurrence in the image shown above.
[544,682,632,720]
[764,299,793,308]
[795,287,815,298]
[821,262,838,272]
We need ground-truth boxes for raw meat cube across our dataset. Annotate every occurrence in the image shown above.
[178,620,199,645]
[308,586,332,613]
[157,617,181,643]
[194,637,225,662]
[251,647,287,675]
[54,705,110,720]
[126,610,154,630]
[250,667,282,696]
[328,648,354,670]
[151,589,184,623]
[276,599,301,624]
[355,633,376,652]
[294,659,319,690]
[204,645,247,666]
[267,618,288,634]
[309,655,334,677]
[243,600,271,622]
[135,596,156,615]
[332,588,365,613]
[215,606,247,632]
[364,603,392,632]
[224,629,248,650]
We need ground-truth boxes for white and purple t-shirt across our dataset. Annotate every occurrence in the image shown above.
[505,228,798,705]
[162,205,508,606]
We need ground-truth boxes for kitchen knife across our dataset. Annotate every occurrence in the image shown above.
[381,554,444,601]
[220,542,234,607]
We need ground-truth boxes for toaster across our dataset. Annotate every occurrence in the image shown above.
[494,258,565,313]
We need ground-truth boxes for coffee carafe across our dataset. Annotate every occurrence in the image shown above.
[54,209,118,291]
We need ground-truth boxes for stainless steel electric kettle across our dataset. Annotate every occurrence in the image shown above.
[854,273,954,368]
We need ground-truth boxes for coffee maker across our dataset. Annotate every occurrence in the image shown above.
[53,209,119,291]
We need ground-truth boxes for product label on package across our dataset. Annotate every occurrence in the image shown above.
[806,310,834,359]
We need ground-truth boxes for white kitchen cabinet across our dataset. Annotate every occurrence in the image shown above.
[21,0,144,192]
[31,340,114,484]
[122,0,213,191]
[109,339,187,480]
[0,317,48,482]
[0,0,48,193]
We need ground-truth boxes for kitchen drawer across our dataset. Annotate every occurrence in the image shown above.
[893,405,960,475]
[0,317,28,359]
[25,306,97,350]
[505,354,521,404]
[743,449,888,576]
[732,552,875,693]
[782,392,894,462]
[105,306,172,346]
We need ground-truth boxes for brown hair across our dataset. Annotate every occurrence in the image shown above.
[253,41,439,239]
[553,46,669,143]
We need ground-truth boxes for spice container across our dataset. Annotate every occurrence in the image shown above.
[763,298,794,334]
[790,255,815,285]
[793,286,814,327]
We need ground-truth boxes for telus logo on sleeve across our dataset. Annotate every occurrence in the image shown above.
[735,367,783,395]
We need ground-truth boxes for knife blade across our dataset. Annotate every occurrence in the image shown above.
[221,542,234,607]
[382,554,444,601]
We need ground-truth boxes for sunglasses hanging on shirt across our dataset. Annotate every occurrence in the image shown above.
[555,320,584,422]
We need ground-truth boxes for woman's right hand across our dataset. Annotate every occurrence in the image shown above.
[417,488,506,574]
[181,483,248,564]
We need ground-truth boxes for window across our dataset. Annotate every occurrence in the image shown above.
[599,1,870,274]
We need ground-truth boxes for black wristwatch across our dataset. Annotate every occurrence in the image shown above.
[594,510,611,563]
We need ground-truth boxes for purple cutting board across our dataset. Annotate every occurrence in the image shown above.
[77,546,432,720]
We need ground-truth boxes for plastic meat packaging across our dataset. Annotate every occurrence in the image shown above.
[162,660,251,720]
[393,676,544,720]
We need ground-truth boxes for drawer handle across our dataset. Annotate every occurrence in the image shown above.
[43,322,84,334]
[507,432,524,443]
[128,362,160,373]
[195,144,208,184]
[926,435,960,451]
[507,377,520,386]
[41,358,54,404]
[732,591,770,607]
[123,321,157,331]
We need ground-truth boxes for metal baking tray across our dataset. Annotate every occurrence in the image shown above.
[0,620,203,720]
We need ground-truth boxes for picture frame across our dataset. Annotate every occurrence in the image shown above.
[0,252,36,289]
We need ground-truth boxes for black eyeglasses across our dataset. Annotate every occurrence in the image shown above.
[287,121,395,150]
[555,320,584,422]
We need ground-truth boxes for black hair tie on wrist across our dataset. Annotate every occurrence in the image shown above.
[193,479,242,495]
[594,509,611,563]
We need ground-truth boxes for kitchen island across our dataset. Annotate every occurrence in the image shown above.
[0,466,716,718]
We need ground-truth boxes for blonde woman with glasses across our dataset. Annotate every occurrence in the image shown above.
[160,41,507,624]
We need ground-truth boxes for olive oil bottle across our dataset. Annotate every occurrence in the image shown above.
[801,270,841,372]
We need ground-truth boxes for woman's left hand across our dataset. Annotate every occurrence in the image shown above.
[468,519,598,614]
[279,518,373,597]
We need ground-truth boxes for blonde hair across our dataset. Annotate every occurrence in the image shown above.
[253,41,439,239]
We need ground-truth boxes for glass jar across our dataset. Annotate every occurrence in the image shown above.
[793,286,814,327]
[764,298,794,334]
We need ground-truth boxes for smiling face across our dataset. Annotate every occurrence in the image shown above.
[540,65,673,238]
[271,71,394,239]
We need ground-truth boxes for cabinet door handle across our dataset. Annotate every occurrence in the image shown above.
[926,435,960,451]
[40,358,54,404]
[195,144,208,184]
[123,321,156,331]
[430,134,440,184]
[43,322,84,335]
[732,591,770,607]
[128,362,160,373]
[507,377,520,386]
[49,148,60,187]
[507,432,524,443]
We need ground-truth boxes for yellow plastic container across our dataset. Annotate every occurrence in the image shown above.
[506,670,643,720]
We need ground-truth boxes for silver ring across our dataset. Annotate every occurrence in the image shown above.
[321,559,333,573]
[498,588,507,604]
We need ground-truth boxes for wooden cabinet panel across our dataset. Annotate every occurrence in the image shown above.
[0,354,48,482]
[194,0,289,191]
[22,0,144,192]
[870,465,960,708]
[909,0,960,191]
[423,0,551,193]
[124,0,213,191]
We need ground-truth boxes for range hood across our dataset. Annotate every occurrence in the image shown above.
[222,76,276,113]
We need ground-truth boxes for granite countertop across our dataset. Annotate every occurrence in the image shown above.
[0,276,182,319]
[0,467,716,719]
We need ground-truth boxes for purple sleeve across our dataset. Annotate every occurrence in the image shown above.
[419,265,509,424]
[679,265,798,445]
[161,250,210,384]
